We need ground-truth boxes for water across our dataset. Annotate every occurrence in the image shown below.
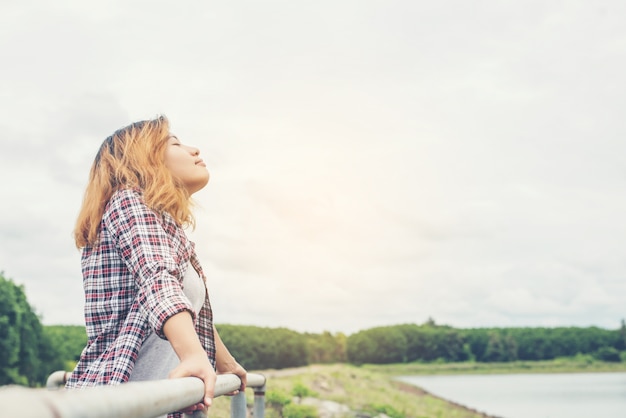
[397,372,626,418]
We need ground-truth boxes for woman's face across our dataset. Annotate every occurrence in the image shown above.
[163,135,210,194]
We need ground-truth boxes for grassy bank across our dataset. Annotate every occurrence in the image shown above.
[364,355,626,376]
[210,363,495,418]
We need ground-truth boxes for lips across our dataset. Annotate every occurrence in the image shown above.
[195,159,206,167]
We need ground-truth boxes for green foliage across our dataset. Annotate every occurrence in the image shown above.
[368,403,405,418]
[462,343,476,362]
[346,326,408,365]
[44,325,87,367]
[462,325,624,363]
[572,352,595,364]
[0,272,64,386]
[398,323,469,363]
[483,331,518,362]
[216,324,309,370]
[266,389,293,407]
[348,322,469,365]
[346,320,626,366]
[594,347,621,362]
[291,382,318,398]
[305,331,347,364]
[282,403,318,418]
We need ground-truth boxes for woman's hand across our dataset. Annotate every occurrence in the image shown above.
[163,311,216,413]
[169,355,244,414]
[168,352,217,413]
[217,359,247,395]
[213,325,247,394]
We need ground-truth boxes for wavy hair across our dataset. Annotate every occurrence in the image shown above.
[74,115,195,248]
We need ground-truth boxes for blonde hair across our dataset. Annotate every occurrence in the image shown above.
[74,115,195,248]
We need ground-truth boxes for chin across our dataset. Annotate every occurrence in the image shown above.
[192,177,210,194]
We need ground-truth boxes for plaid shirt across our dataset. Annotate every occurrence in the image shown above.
[66,188,215,389]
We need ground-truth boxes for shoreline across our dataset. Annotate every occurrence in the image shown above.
[363,358,626,376]
[392,379,503,418]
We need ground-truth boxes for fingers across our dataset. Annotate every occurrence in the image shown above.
[180,402,206,414]
[167,359,216,409]
[240,373,247,391]
[219,362,247,391]
[202,370,216,407]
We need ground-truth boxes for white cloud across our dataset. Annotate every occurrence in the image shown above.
[1,0,625,333]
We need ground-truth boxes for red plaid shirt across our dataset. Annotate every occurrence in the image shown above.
[66,188,215,388]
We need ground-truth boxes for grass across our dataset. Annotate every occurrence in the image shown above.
[364,355,626,376]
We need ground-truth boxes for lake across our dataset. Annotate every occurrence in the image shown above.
[396,372,626,418]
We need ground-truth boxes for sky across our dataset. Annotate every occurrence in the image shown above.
[1,0,625,335]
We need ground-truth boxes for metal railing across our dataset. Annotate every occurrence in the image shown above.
[0,371,266,418]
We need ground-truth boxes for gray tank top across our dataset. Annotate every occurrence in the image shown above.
[129,263,206,383]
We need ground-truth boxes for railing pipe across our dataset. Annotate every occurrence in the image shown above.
[0,372,266,418]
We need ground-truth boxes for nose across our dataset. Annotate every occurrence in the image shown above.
[187,145,200,156]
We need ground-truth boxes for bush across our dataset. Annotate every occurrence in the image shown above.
[291,382,318,398]
[369,403,405,418]
[572,352,595,364]
[266,389,292,407]
[594,347,621,362]
[282,404,318,418]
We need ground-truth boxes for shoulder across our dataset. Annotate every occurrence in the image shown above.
[110,188,144,207]
[104,188,155,225]
[105,188,148,214]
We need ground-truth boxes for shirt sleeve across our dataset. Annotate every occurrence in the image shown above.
[103,189,195,339]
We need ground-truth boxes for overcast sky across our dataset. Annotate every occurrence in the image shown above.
[1,0,625,335]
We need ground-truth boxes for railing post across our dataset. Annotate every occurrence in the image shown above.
[253,384,265,418]
[230,391,247,418]
[187,409,208,418]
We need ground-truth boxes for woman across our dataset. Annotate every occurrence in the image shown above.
[66,116,246,417]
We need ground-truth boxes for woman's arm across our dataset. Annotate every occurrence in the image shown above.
[214,325,247,392]
[106,190,197,338]
[165,311,217,410]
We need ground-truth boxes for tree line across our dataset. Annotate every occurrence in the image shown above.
[2,271,625,387]
[345,320,626,364]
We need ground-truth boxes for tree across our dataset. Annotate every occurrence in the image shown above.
[216,324,309,370]
[594,347,621,362]
[0,272,63,386]
[306,331,347,364]
[346,326,407,364]
[0,273,22,385]
[44,325,88,371]
[619,319,626,351]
